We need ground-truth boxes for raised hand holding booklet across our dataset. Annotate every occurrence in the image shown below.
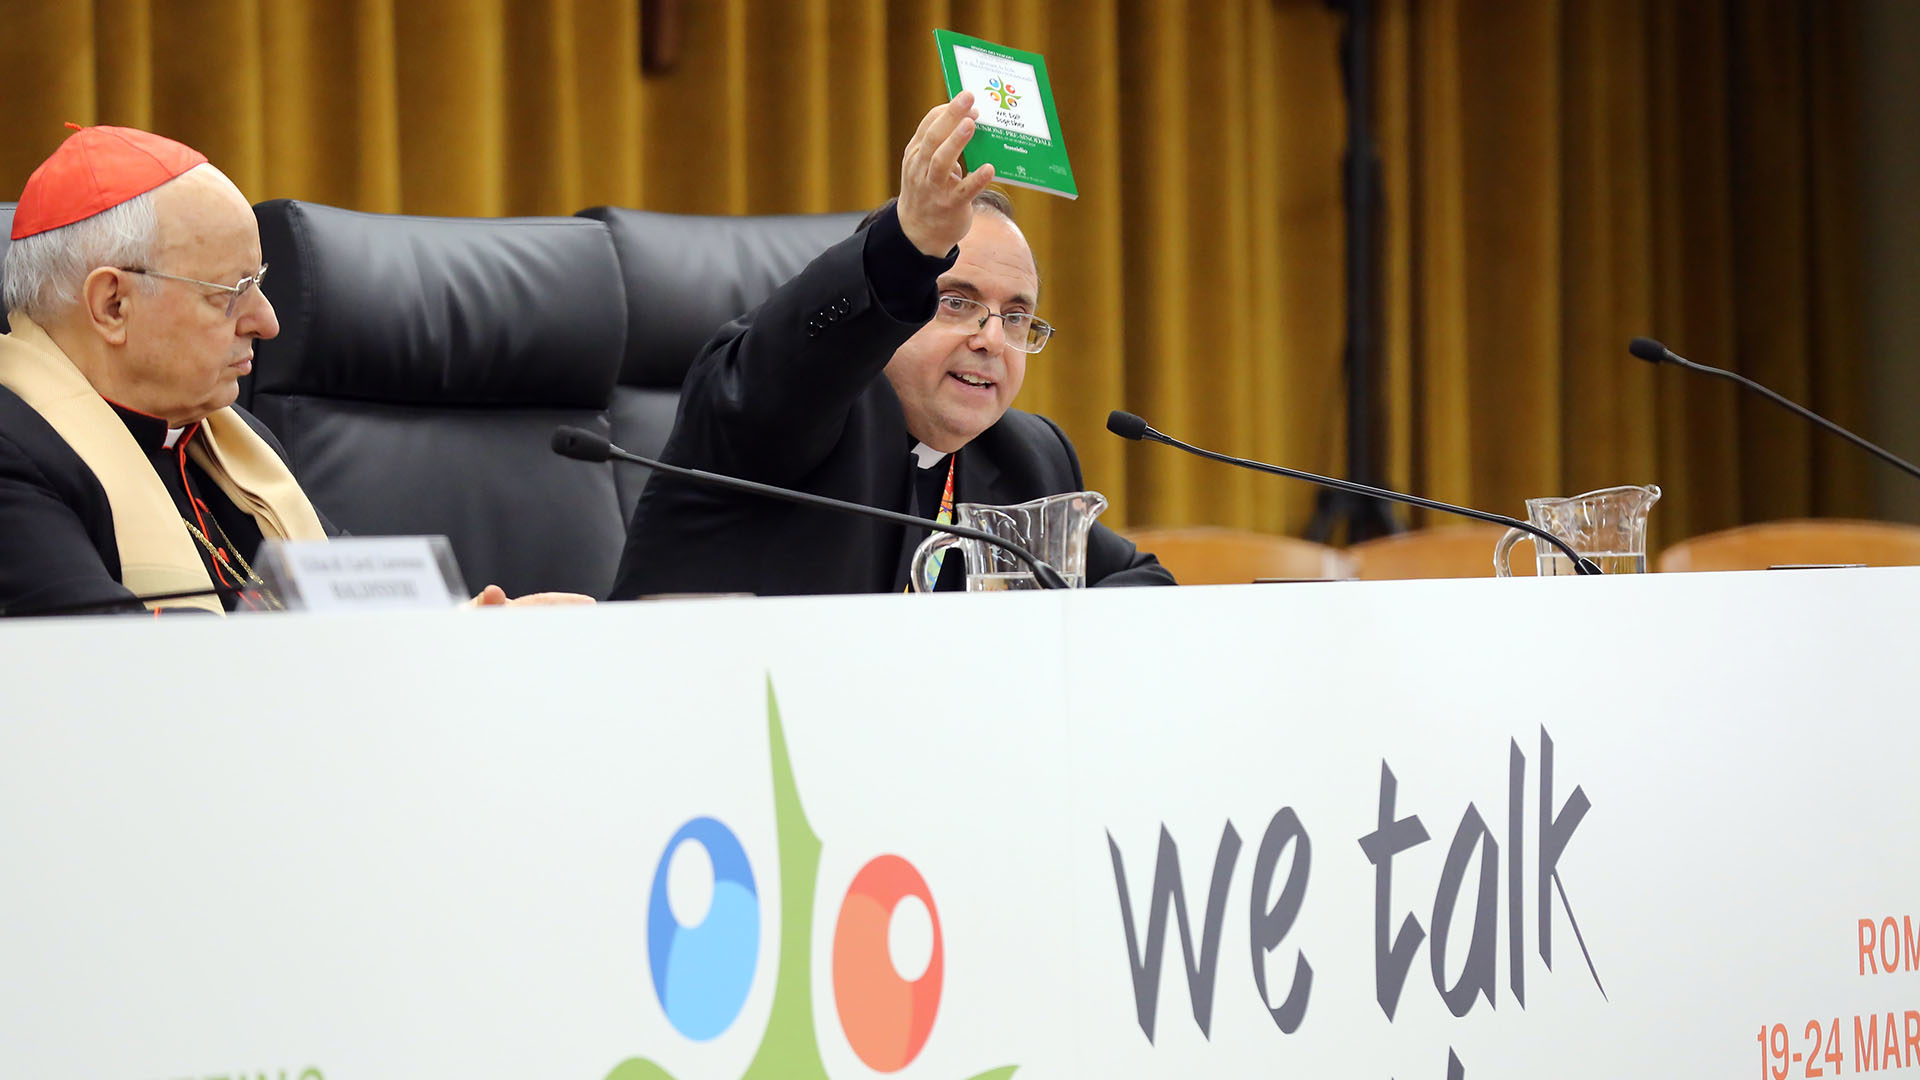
[934,29,1077,200]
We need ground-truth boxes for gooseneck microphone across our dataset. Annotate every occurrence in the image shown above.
[0,582,242,618]
[550,426,1070,590]
[1106,411,1604,575]
[1628,337,1920,483]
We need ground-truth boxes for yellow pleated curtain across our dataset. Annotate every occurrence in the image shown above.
[0,0,1863,542]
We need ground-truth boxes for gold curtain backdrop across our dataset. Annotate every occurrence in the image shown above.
[0,0,1863,543]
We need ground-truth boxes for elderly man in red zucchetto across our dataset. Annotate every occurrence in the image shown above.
[0,125,582,615]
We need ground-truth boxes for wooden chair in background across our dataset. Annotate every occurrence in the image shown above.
[1655,519,1920,572]
[1125,526,1351,585]
[1344,524,1532,579]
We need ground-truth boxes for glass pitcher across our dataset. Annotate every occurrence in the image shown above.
[909,490,1108,591]
[1493,484,1661,577]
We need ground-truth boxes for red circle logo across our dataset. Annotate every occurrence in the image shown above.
[831,855,944,1072]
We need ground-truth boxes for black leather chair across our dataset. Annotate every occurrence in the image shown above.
[0,203,14,334]
[250,200,629,598]
[574,207,866,524]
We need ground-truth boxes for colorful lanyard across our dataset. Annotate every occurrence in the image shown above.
[909,455,958,592]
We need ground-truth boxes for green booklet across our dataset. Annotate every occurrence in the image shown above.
[934,29,1078,200]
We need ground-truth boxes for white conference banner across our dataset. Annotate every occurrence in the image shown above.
[0,569,1916,1080]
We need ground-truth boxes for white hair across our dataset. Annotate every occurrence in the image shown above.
[3,192,161,324]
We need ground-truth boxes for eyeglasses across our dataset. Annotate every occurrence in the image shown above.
[121,263,269,317]
[934,293,1055,354]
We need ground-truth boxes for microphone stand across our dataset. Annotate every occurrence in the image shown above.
[1114,414,1603,575]
[1307,0,1401,544]
[1630,338,1920,483]
[552,429,1070,590]
[0,584,235,618]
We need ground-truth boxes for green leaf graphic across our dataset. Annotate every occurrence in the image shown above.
[739,676,829,1077]
[602,1059,677,1080]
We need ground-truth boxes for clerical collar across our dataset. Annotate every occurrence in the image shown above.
[105,398,197,453]
[910,441,949,469]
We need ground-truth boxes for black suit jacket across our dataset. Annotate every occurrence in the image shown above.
[0,385,323,615]
[611,212,1172,598]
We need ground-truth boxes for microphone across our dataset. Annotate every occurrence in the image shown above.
[550,426,1071,590]
[1628,337,1920,482]
[0,582,242,618]
[1106,411,1604,575]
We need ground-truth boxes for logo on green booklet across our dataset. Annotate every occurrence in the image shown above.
[985,78,1020,108]
[605,680,1017,1080]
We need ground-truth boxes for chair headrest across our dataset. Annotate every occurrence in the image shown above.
[252,200,625,408]
[0,203,14,334]
[577,206,866,388]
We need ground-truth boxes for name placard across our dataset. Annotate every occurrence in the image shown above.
[255,536,466,611]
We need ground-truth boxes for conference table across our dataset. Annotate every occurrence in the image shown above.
[2,568,1915,1079]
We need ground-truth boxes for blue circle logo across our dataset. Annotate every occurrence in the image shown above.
[647,817,760,1040]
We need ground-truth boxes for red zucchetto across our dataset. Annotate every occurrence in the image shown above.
[11,124,208,240]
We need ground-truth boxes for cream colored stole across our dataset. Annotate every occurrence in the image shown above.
[0,316,326,614]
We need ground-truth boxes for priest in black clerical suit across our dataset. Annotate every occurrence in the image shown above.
[610,93,1172,598]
